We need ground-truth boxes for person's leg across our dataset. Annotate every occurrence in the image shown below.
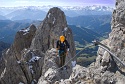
[62,52,67,70]
[59,50,63,67]
[62,52,66,66]
[60,56,63,67]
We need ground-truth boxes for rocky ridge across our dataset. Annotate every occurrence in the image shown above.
[0,7,75,84]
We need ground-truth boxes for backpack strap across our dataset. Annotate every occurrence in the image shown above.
[59,40,66,45]
[58,40,67,51]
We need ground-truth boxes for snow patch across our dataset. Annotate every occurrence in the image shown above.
[24,48,27,51]
[44,68,56,78]
[71,61,76,67]
[61,79,64,82]
[29,52,41,62]
[27,52,41,74]
[64,27,68,31]
[91,6,96,10]
[0,67,6,79]
[17,61,21,64]
[29,65,34,74]
[29,65,33,69]
[19,27,30,35]
[6,49,10,54]
[29,56,41,62]
[53,17,56,24]
[20,27,30,32]
[48,13,51,18]
[31,79,37,84]
[19,82,24,84]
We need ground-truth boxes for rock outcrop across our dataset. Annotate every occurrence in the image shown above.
[91,0,125,83]
[96,0,125,70]
[0,24,42,84]
[0,7,75,84]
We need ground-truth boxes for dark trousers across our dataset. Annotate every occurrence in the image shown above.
[59,50,66,67]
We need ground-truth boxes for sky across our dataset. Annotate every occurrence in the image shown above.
[0,0,116,7]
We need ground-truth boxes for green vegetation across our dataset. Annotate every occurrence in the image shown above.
[77,56,96,67]
[75,42,98,67]
[75,41,84,48]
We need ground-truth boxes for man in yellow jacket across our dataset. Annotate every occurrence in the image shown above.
[56,35,70,69]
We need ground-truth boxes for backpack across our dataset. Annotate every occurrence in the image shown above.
[58,40,67,51]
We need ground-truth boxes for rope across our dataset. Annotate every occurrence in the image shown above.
[93,40,125,67]
[55,43,94,71]
[98,45,125,67]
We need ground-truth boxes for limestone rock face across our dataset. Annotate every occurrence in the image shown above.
[86,0,125,83]
[95,0,125,71]
[0,24,44,84]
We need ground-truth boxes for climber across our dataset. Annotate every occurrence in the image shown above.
[56,35,70,70]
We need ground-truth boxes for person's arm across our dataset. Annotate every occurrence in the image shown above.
[56,41,59,55]
[65,40,70,50]
[65,40,70,55]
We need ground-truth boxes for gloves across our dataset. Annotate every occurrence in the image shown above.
[67,48,69,51]
[57,55,60,57]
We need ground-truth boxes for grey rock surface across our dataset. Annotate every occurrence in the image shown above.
[0,24,38,84]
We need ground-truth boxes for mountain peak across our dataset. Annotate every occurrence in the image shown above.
[0,5,113,20]
[31,7,75,54]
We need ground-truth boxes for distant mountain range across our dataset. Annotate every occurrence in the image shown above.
[69,25,100,45]
[68,25,100,56]
[0,20,30,43]
[0,15,7,20]
[0,19,102,44]
[5,9,47,20]
[0,14,111,44]
[0,11,4,15]
[67,15,111,35]
[0,5,113,20]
